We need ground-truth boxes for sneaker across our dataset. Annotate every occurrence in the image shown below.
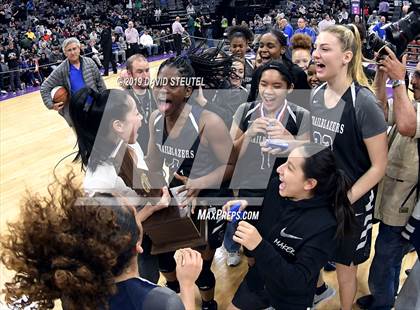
[313,284,336,306]
[226,251,241,267]
[202,299,217,310]
[356,294,374,309]
[324,261,336,272]
[0,90,7,95]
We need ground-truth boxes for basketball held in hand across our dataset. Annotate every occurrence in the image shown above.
[51,86,69,104]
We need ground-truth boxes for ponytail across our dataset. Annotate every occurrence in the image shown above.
[300,143,357,239]
[333,169,357,239]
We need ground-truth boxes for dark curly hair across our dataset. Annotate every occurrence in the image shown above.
[0,172,141,309]
[226,25,254,43]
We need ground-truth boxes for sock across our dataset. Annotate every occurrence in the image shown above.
[166,280,180,293]
[316,283,327,295]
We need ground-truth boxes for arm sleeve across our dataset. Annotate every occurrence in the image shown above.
[40,64,63,109]
[251,227,336,290]
[356,89,388,139]
[142,287,185,310]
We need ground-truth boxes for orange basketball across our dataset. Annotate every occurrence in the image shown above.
[51,86,69,104]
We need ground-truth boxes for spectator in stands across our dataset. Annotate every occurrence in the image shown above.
[100,21,117,76]
[263,14,272,29]
[338,7,349,24]
[85,40,102,69]
[125,21,140,59]
[154,7,162,22]
[186,2,195,16]
[367,10,380,25]
[373,16,387,40]
[278,18,294,46]
[112,35,126,64]
[25,27,36,41]
[38,53,52,80]
[40,37,106,125]
[294,18,316,43]
[204,15,214,48]
[172,16,185,56]
[318,14,336,32]
[187,14,195,48]
[139,30,158,57]
[5,41,21,95]
[0,61,7,94]
[378,0,390,19]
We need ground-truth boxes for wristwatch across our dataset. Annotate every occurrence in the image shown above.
[392,79,406,89]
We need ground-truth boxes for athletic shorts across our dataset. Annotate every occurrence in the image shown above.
[333,191,375,265]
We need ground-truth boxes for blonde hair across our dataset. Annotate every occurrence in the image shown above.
[322,24,371,90]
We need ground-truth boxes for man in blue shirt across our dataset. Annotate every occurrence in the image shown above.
[40,37,106,125]
[280,18,294,46]
[294,18,316,43]
[372,16,387,40]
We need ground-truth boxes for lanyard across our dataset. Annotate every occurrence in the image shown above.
[260,100,288,124]
[132,89,152,123]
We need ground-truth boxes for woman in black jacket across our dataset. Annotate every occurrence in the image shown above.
[224,143,356,310]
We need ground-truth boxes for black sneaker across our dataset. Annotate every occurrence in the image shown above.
[324,261,336,272]
[202,299,218,310]
[356,294,374,309]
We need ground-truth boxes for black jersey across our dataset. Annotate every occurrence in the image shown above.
[230,100,310,194]
[129,88,157,155]
[311,82,387,202]
[153,104,219,188]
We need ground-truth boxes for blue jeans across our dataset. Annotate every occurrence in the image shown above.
[368,223,412,309]
[207,28,214,48]
[224,220,240,253]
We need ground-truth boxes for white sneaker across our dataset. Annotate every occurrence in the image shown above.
[226,251,241,267]
[313,285,335,306]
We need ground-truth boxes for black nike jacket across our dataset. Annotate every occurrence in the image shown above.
[250,178,338,310]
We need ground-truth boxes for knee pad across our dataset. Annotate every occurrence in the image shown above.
[158,251,176,273]
[195,260,215,291]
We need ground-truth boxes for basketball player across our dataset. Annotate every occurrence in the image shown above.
[310,24,388,310]
[146,56,235,310]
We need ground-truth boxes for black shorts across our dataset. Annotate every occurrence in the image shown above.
[232,266,270,310]
[333,191,374,265]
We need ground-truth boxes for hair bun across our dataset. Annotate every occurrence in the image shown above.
[290,33,312,51]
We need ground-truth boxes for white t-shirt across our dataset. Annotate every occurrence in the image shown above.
[84,141,148,197]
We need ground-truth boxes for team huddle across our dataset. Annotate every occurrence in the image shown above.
[1,19,420,310]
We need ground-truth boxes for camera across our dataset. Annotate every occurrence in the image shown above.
[367,1,420,59]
